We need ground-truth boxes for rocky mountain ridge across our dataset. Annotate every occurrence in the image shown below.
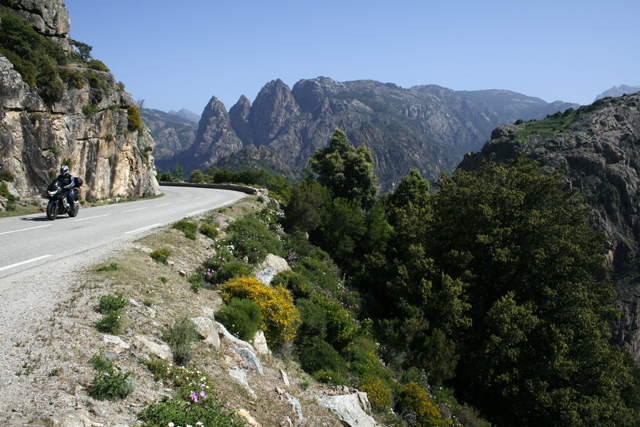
[141,108,197,162]
[595,84,640,101]
[167,107,200,123]
[0,0,159,203]
[161,77,577,191]
[457,92,640,362]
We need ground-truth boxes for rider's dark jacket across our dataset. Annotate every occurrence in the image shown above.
[56,172,75,203]
[57,172,74,189]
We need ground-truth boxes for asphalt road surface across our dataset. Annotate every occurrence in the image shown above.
[0,186,246,280]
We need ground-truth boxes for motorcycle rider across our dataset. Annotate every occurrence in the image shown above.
[56,165,76,209]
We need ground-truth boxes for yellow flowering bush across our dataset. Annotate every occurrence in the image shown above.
[397,382,445,427]
[360,375,392,411]
[222,276,300,345]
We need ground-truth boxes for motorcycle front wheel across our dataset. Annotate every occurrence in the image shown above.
[68,201,79,217]
[46,202,57,220]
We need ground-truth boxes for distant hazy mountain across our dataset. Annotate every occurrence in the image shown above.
[167,108,200,123]
[140,108,197,163]
[160,78,578,191]
[594,85,640,101]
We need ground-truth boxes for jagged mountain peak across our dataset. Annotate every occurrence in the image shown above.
[161,77,579,191]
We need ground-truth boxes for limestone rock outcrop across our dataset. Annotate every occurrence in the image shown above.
[0,1,159,202]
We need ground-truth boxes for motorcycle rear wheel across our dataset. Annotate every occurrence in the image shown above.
[46,202,57,220]
[69,201,79,217]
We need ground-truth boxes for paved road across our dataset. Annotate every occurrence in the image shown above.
[0,186,246,280]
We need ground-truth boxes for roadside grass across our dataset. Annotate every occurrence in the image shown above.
[0,203,42,218]
[14,194,345,426]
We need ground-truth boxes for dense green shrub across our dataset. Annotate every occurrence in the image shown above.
[203,247,253,286]
[83,69,109,92]
[216,298,263,341]
[139,366,242,427]
[208,167,293,202]
[298,338,347,379]
[141,357,170,381]
[96,262,118,272]
[0,11,67,89]
[396,382,445,427]
[222,276,299,345]
[96,293,128,314]
[0,182,18,202]
[163,315,198,366]
[150,247,171,263]
[157,171,172,182]
[200,223,219,239]
[226,215,282,264]
[58,67,85,88]
[95,310,124,334]
[88,59,109,72]
[172,218,198,240]
[88,353,135,401]
[0,170,15,182]
[310,291,358,347]
[189,169,205,183]
[127,105,143,133]
[82,104,99,115]
[271,270,311,299]
[296,298,327,342]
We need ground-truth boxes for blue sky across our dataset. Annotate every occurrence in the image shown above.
[63,0,639,115]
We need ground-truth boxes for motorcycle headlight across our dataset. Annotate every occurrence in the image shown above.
[48,190,57,196]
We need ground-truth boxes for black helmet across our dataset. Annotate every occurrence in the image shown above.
[60,165,69,175]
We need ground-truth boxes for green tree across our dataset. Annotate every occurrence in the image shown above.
[309,129,377,210]
[188,169,205,183]
[284,179,330,233]
[173,163,184,181]
[389,157,640,426]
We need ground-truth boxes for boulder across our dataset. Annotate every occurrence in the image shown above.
[237,409,262,427]
[280,368,290,387]
[215,321,255,352]
[191,316,221,348]
[254,254,290,285]
[134,335,171,361]
[318,392,376,427]
[103,334,129,354]
[228,368,256,398]
[286,392,303,420]
[51,409,96,427]
[252,330,270,355]
[234,347,263,374]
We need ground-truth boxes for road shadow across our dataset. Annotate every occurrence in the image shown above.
[21,216,54,222]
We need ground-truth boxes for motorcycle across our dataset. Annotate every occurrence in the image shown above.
[45,177,82,220]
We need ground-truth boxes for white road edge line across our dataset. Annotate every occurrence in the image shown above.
[125,223,163,235]
[155,203,173,207]
[122,207,148,213]
[74,214,111,222]
[0,224,52,236]
[187,209,206,217]
[0,255,52,272]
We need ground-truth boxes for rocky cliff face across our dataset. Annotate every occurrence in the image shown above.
[169,96,243,173]
[0,0,159,202]
[175,77,577,191]
[458,93,640,362]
